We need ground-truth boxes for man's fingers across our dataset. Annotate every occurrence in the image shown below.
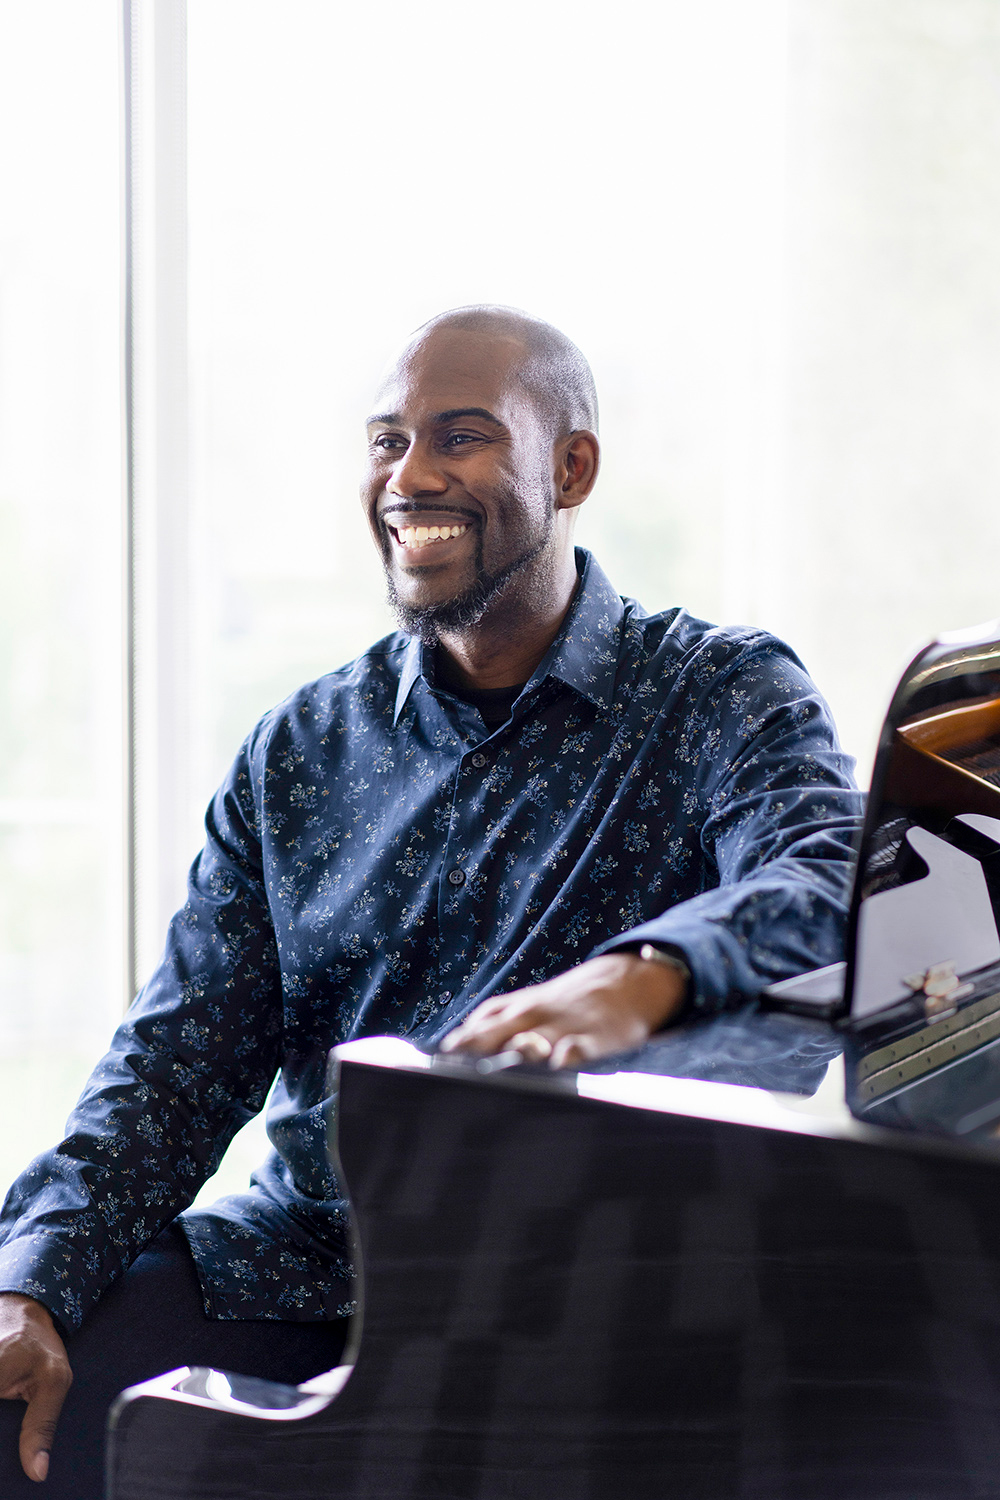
[507,1029,555,1063]
[440,996,547,1054]
[24,1445,48,1484]
[440,1014,525,1054]
[0,1294,73,1483]
[452,995,510,1028]
[550,1033,586,1069]
[551,1031,614,1069]
[19,1366,71,1483]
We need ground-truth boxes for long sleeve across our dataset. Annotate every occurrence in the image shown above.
[595,638,862,1010]
[0,734,284,1332]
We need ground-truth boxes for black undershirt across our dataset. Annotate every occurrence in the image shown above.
[447,680,527,729]
[434,652,527,729]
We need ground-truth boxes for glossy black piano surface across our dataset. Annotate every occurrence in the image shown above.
[108,621,1000,1500]
[109,1023,1000,1500]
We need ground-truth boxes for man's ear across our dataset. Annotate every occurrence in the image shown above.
[555,431,600,511]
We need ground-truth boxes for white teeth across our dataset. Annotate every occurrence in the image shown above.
[392,522,468,549]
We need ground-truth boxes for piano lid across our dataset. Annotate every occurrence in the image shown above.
[831,620,1000,1146]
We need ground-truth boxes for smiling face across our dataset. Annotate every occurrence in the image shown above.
[362,325,566,640]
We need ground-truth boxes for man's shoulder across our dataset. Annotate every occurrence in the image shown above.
[628,599,805,681]
[246,630,413,747]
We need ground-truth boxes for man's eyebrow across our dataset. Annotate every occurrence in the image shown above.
[434,407,506,427]
[365,407,507,429]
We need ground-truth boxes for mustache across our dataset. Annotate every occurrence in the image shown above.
[378,502,479,524]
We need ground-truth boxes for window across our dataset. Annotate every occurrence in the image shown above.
[0,3,123,1194]
[4,0,1000,1202]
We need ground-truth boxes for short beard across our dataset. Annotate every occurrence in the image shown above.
[385,517,552,643]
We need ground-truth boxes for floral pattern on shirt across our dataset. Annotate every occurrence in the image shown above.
[0,550,863,1329]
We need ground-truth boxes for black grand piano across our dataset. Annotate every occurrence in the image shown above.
[107,623,1000,1500]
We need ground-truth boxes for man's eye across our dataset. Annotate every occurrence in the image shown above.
[443,432,478,448]
[372,435,405,452]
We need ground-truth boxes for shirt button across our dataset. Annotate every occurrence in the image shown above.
[471,751,488,769]
[440,990,452,1002]
[447,868,466,887]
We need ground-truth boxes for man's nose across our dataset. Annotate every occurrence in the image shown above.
[386,441,448,499]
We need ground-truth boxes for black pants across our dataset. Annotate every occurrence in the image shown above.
[0,1222,350,1499]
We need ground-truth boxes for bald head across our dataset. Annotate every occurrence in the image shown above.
[363,305,602,654]
[407,305,599,440]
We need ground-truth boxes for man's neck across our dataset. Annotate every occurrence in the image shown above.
[434,551,580,692]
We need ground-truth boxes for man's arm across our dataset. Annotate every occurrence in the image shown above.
[0,731,283,1475]
[0,745,283,1327]
[444,639,862,1062]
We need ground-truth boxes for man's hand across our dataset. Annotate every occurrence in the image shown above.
[439,953,688,1068]
[0,1292,72,1482]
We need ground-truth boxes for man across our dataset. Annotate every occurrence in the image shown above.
[0,307,863,1493]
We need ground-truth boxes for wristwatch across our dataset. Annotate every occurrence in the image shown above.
[637,942,692,997]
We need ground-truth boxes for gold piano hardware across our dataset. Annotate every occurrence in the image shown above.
[902,960,975,1019]
[854,988,1000,1104]
[856,987,1000,1081]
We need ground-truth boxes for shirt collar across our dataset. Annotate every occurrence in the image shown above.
[392,548,625,725]
[524,548,625,711]
[393,635,430,725]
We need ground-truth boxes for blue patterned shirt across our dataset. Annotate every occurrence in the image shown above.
[0,550,863,1330]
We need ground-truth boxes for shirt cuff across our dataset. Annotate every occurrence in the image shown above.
[0,1235,99,1336]
[591,908,747,1015]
